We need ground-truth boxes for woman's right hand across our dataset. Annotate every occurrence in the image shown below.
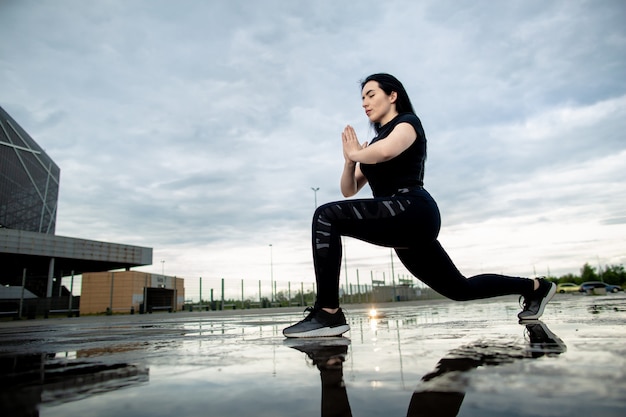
[342,125,367,163]
[340,126,368,196]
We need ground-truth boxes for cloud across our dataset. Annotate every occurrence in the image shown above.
[428,95,626,224]
[1,0,625,300]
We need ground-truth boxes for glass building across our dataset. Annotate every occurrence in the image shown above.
[0,106,59,234]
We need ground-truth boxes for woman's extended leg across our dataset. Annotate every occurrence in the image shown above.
[395,241,534,301]
[395,241,556,321]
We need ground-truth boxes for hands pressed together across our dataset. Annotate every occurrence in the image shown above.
[342,125,367,163]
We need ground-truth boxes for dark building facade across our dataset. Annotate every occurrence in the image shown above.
[0,106,59,234]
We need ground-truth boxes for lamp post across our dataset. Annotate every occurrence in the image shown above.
[311,187,319,208]
[269,244,274,302]
[161,260,165,276]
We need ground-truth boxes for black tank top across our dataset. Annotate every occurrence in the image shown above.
[360,113,427,197]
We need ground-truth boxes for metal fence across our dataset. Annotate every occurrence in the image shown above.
[0,267,81,319]
[181,276,441,311]
[1,275,443,318]
[0,295,80,319]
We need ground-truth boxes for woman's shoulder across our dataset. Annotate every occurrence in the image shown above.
[394,113,425,137]
[376,113,425,141]
[395,112,422,125]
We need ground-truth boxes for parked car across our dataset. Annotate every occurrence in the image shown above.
[556,283,580,293]
[579,281,623,293]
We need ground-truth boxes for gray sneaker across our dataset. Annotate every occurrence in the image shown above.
[283,307,350,338]
[518,278,556,321]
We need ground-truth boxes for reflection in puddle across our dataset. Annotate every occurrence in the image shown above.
[75,343,148,358]
[587,303,626,314]
[285,337,353,417]
[0,352,148,417]
[286,321,566,417]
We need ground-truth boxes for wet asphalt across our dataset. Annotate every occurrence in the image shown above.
[1,293,625,417]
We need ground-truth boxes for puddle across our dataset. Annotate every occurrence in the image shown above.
[0,294,624,416]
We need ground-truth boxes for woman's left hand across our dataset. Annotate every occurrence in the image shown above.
[342,125,367,161]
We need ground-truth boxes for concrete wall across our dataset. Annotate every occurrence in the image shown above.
[372,285,421,302]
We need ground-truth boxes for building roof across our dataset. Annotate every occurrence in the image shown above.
[0,228,152,278]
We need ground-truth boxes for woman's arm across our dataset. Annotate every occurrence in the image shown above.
[340,160,368,197]
[342,123,416,165]
[340,125,368,197]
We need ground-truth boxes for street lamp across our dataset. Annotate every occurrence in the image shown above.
[311,187,319,208]
[269,244,274,302]
[161,260,165,276]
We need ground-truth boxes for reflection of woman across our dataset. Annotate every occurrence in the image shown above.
[407,321,566,417]
[286,339,352,417]
[287,322,565,417]
[283,74,555,338]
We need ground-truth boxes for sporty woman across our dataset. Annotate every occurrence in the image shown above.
[283,73,555,338]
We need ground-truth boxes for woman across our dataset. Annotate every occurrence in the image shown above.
[283,73,555,338]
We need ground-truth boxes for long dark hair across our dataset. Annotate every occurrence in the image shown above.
[360,73,415,132]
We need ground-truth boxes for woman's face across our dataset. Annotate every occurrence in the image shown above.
[361,80,397,125]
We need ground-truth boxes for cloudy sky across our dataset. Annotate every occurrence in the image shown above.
[1,0,625,300]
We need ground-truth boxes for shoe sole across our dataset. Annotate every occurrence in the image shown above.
[519,283,556,321]
[283,324,350,338]
[283,336,351,348]
[524,321,567,354]
[530,322,566,345]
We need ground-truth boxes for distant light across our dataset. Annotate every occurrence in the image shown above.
[369,308,378,318]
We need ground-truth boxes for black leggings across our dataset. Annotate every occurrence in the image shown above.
[312,189,534,308]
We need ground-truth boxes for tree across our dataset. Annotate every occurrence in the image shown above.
[580,263,597,282]
[557,273,578,284]
[601,264,626,286]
